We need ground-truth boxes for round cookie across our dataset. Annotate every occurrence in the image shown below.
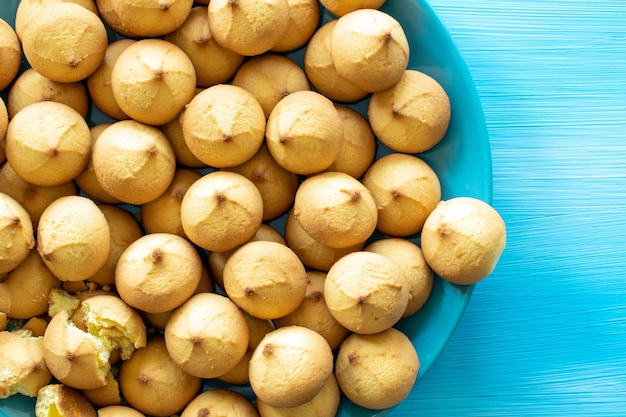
[368,69,451,153]
[325,251,409,334]
[362,153,441,236]
[293,171,378,249]
[330,8,409,92]
[223,241,308,320]
[21,2,107,83]
[180,170,263,252]
[37,195,110,282]
[115,233,203,314]
[119,335,202,417]
[91,120,177,205]
[335,328,420,409]
[421,197,507,285]
[5,101,91,187]
[208,0,290,56]
[182,84,266,168]
[266,90,344,175]
[111,39,196,126]
[164,293,249,379]
[249,326,334,408]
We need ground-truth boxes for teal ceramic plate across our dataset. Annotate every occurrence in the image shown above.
[0,0,491,416]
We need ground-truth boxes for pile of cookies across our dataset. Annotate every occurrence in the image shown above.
[0,1,506,416]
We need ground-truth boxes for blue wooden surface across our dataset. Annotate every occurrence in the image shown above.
[392,1,626,416]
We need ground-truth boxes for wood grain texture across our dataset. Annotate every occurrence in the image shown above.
[393,1,626,416]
